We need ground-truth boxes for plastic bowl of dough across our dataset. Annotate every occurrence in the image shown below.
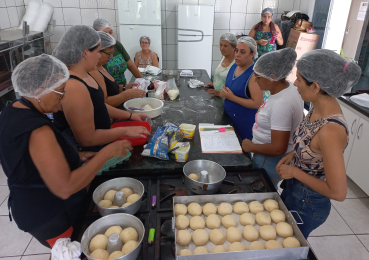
[111,121,151,146]
[123,97,164,118]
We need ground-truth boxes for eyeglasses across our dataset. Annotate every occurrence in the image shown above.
[51,89,65,100]
[141,42,150,45]
[100,49,115,57]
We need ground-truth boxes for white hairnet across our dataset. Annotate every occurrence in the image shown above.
[262,8,274,16]
[11,54,69,99]
[297,49,361,98]
[237,36,258,59]
[93,18,112,31]
[52,25,101,66]
[220,33,237,47]
[254,47,297,81]
[98,31,116,50]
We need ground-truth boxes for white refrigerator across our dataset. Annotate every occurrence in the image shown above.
[177,5,214,77]
[118,0,162,82]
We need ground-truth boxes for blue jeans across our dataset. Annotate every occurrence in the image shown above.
[281,178,331,239]
[252,153,285,190]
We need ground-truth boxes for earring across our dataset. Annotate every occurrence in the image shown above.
[314,90,317,93]
[85,58,88,61]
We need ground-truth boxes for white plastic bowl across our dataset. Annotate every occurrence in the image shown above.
[124,97,164,118]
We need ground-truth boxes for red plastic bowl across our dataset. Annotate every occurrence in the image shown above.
[111,121,151,146]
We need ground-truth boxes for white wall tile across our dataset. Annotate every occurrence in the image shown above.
[7,6,19,27]
[98,9,116,26]
[161,0,166,10]
[245,13,261,29]
[50,25,65,42]
[115,9,119,26]
[231,0,247,13]
[162,28,167,45]
[63,8,81,25]
[230,13,246,30]
[167,44,177,60]
[263,0,279,10]
[0,1,6,7]
[278,0,294,13]
[162,44,167,60]
[299,0,308,14]
[167,28,176,44]
[16,5,25,20]
[246,0,263,13]
[43,0,62,8]
[81,8,99,26]
[213,29,229,45]
[166,60,177,69]
[214,0,230,13]
[14,0,23,5]
[51,7,65,25]
[162,60,167,69]
[0,8,11,29]
[24,0,29,6]
[114,26,120,41]
[61,0,79,8]
[80,0,97,9]
[214,13,230,30]
[212,45,221,60]
[183,0,198,5]
[166,11,177,29]
[166,0,182,12]
[211,60,220,77]
[198,0,215,5]
[97,0,115,9]
[161,10,166,28]
[244,29,250,35]
[293,0,301,10]
[5,0,16,7]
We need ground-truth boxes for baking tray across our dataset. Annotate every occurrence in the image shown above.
[173,192,309,260]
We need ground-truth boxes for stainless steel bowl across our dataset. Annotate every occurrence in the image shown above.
[81,213,145,260]
[183,160,226,194]
[93,177,144,216]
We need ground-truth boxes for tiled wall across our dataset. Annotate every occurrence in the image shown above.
[0,0,26,30]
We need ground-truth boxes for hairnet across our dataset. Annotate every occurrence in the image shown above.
[220,32,237,47]
[93,18,112,31]
[140,36,151,44]
[98,31,116,50]
[237,36,258,59]
[262,8,274,16]
[11,54,69,99]
[254,47,297,81]
[297,49,361,97]
[52,25,101,66]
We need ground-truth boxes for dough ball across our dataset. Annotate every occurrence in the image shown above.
[89,234,108,252]
[99,200,113,208]
[242,225,259,241]
[255,212,271,226]
[226,227,242,243]
[175,215,190,230]
[283,237,301,248]
[105,226,123,238]
[122,240,138,254]
[188,202,202,216]
[104,190,117,202]
[176,230,191,246]
[192,229,209,246]
[174,204,187,216]
[233,201,249,214]
[259,225,276,241]
[270,209,286,224]
[188,173,199,181]
[202,203,217,216]
[265,240,283,249]
[90,249,109,259]
[178,249,193,256]
[209,229,225,245]
[127,194,140,203]
[249,241,265,250]
[221,215,237,228]
[239,213,255,226]
[120,227,138,244]
[206,214,221,229]
[121,202,132,207]
[142,104,154,111]
[213,245,228,253]
[249,201,264,214]
[276,222,293,238]
[108,251,125,259]
[263,199,279,212]
[190,216,205,230]
[228,242,247,252]
[120,187,133,198]
[193,246,209,255]
[217,202,232,216]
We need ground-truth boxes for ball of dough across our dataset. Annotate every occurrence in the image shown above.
[122,240,138,254]
[104,190,117,202]
[228,242,247,252]
[283,237,301,248]
[270,209,286,224]
[127,194,140,203]
[108,251,125,259]
[188,173,199,181]
[255,212,271,226]
[242,225,259,241]
[121,202,132,207]
[213,245,228,253]
[176,230,191,246]
[233,201,249,214]
[239,213,255,226]
[90,249,109,259]
[99,200,112,208]
[192,229,209,246]
[209,229,225,245]
[276,222,293,238]
[221,215,237,228]
[178,249,193,256]
[249,201,264,214]
[105,226,123,238]
[249,241,265,250]
[206,214,221,229]
[203,203,217,216]
[265,240,283,249]
[259,225,276,241]
[174,204,187,216]
[89,234,108,252]
[109,206,119,209]
[193,246,209,255]
[188,202,202,216]
[120,187,133,198]
[218,202,232,216]
[120,227,138,244]
[264,199,279,212]
[190,216,205,230]
[226,227,242,243]
[175,215,190,230]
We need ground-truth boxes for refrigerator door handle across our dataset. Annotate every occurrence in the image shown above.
[178,28,204,42]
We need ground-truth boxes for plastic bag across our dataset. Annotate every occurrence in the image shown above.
[134,78,151,92]
[166,78,179,100]
[153,80,167,100]
[188,79,204,88]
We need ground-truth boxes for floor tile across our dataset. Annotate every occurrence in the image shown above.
[310,206,353,236]
[0,165,7,185]
[308,235,369,260]
[0,185,9,205]
[357,235,369,251]
[332,198,369,234]
[0,196,9,215]
[0,257,22,260]
[346,177,368,199]
[23,238,50,255]
[21,254,50,260]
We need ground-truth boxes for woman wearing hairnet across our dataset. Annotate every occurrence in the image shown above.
[275,50,361,238]
[0,54,133,248]
[90,32,146,107]
[221,36,263,140]
[242,48,304,190]
[135,36,159,68]
[52,25,150,151]
[205,33,236,97]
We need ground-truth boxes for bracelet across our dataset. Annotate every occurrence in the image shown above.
[128,112,132,120]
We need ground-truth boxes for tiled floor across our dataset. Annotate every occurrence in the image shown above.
[0,166,369,259]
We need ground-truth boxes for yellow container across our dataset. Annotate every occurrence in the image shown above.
[179,124,196,139]
[174,144,190,162]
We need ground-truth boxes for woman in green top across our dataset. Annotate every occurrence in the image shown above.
[205,33,236,97]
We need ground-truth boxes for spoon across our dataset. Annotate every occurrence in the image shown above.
[168,142,190,153]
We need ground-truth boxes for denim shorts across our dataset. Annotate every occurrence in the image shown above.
[281,178,331,238]
[252,153,285,190]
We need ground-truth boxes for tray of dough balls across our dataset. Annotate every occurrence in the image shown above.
[172,192,309,260]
